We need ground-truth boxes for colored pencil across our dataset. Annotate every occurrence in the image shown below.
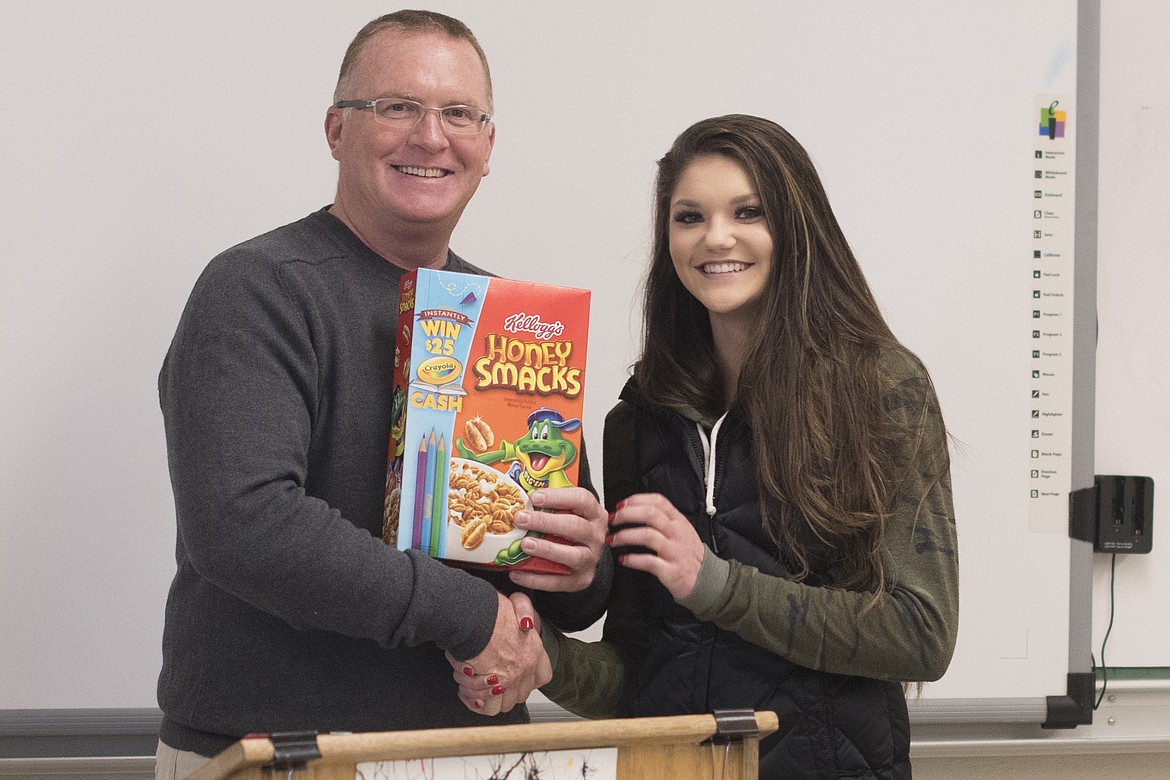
[421,430,436,554]
[411,434,427,550]
[431,435,447,555]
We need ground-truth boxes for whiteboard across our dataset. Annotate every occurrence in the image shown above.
[0,0,1085,713]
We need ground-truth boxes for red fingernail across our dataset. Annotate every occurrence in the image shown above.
[474,700,483,710]
[492,685,504,696]
[604,534,615,546]
[463,666,474,677]
[487,674,499,685]
[616,500,627,510]
[520,617,534,631]
[607,511,617,524]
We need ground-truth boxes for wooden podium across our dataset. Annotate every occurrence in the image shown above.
[188,710,778,780]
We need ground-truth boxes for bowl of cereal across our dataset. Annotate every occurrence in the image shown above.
[445,458,530,565]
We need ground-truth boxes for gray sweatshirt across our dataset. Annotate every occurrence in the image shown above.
[158,208,608,756]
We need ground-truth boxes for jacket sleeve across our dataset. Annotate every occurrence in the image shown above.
[538,400,647,715]
[161,247,500,661]
[539,559,651,718]
[680,358,959,682]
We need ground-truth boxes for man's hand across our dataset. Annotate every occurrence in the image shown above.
[508,487,608,592]
[447,592,550,715]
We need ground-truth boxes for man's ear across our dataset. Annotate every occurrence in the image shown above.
[482,122,496,177]
[325,107,345,161]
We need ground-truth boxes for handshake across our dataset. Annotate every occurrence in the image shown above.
[440,487,705,715]
[446,591,548,716]
[443,486,609,716]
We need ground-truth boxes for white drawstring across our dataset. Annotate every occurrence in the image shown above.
[696,412,729,518]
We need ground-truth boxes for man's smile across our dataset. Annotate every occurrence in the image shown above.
[394,165,450,178]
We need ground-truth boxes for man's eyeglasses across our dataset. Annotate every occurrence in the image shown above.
[334,98,492,135]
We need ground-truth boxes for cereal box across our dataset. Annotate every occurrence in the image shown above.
[383,268,590,574]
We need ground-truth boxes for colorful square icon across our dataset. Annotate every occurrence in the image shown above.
[1040,101,1067,139]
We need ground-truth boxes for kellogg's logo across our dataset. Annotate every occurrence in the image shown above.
[503,313,564,341]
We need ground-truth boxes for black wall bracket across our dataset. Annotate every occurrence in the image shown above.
[1042,672,1095,729]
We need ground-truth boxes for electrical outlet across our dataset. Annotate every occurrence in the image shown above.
[1094,475,1154,554]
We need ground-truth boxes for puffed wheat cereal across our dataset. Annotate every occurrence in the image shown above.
[463,416,494,454]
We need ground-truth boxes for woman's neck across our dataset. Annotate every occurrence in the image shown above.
[709,314,754,403]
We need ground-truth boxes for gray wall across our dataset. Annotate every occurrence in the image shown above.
[9,0,1159,751]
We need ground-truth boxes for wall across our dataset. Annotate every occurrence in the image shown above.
[1090,0,1170,668]
[4,0,1170,775]
[913,0,1170,770]
[0,0,1084,715]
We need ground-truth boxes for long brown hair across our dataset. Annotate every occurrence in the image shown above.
[637,114,937,596]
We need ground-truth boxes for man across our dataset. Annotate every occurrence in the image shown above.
[155,11,610,779]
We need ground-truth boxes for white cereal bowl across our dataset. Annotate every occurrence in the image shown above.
[443,458,530,565]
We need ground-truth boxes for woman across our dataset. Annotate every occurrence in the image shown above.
[466,114,959,779]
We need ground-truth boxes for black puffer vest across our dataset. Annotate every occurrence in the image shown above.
[610,379,911,780]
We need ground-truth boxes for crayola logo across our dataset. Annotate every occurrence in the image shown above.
[417,356,462,386]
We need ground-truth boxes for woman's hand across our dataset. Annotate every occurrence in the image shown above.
[608,493,705,601]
